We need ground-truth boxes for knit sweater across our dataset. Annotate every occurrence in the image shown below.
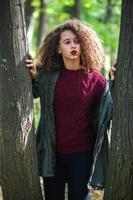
[54,68,106,153]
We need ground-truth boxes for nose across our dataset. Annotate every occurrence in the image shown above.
[71,41,76,48]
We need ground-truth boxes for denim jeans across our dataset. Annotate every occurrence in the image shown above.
[43,151,93,200]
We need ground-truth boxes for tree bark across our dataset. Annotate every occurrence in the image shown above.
[25,0,34,30]
[71,0,81,19]
[104,0,133,199]
[37,0,46,47]
[0,1,43,199]
[64,0,81,19]
[104,0,114,23]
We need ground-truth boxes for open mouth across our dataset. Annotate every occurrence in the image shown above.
[71,50,77,55]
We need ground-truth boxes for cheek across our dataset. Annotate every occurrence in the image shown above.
[78,45,81,54]
[61,46,70,54]
[78,44,81,51]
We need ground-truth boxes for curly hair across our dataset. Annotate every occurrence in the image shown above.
[35,19,105,72]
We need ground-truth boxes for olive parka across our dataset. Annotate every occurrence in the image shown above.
[32,69,113,189]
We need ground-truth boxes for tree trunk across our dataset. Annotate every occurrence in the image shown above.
[104,0,133,199]
[0,1,43,200]
[37,0,46,47]
[25,0,34,30]
[71,0,81,19]
[104,0,114,23]
[64,0,81,19]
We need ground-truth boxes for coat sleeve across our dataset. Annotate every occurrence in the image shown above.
[32,71,44,98]
[88,82,113,189]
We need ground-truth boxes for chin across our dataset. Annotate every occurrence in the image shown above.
[70,55,78,59]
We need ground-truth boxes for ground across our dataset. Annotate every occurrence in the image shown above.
[0,185,104,200]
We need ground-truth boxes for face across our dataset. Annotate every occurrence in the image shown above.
[58,30,81,61]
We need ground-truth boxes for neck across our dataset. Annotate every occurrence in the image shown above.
[63,59,81,70]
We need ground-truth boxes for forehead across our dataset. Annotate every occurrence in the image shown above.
[60,30,77,40]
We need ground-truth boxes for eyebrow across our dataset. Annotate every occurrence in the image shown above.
[63,38,71,42]
[63,38,77,42]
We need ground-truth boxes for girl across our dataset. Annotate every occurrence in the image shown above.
[26,19,112,200]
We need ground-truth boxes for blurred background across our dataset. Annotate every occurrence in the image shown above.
[25,0,121,73]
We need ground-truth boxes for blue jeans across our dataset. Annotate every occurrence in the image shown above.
[43,151,93,200]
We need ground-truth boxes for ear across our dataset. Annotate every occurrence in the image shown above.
[58,46,61,54]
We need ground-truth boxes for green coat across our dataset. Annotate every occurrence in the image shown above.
[32,69,112,189]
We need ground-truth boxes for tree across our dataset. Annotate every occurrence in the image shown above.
[64,0,81,19]
[0,1,43,199]
[70,0,81,19]
[36,0,46,47]
[104,0,115,23]
[104,0,133,199]
[25,0,34,30]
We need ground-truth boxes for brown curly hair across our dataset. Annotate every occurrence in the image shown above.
[35,19,105,72]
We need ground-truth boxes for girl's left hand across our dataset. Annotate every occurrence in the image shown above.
[109,63,116,80]
[26,54,37,79]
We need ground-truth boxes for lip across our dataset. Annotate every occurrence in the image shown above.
[71,50,77,55]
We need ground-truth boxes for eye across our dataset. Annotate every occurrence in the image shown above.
[74,39,79,44]
[64,41,70,44]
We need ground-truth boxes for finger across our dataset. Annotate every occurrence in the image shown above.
[26,63,35,67]
[26,59,34,63]
[110,71,115,80]
[30,69,37,78]
[111,66,116,71]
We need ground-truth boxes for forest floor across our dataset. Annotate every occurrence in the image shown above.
[0,185,104,200]
[64,184,104,200]
[0,187,2,200]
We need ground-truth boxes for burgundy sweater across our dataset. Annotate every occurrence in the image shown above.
[54,68,106,153]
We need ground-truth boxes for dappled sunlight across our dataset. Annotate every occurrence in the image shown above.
[20,109,33,150]
[89,189,104,200]
[0,187,3,200]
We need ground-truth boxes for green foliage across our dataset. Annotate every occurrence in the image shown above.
[81,0,121,62]
[26,0,121,65]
